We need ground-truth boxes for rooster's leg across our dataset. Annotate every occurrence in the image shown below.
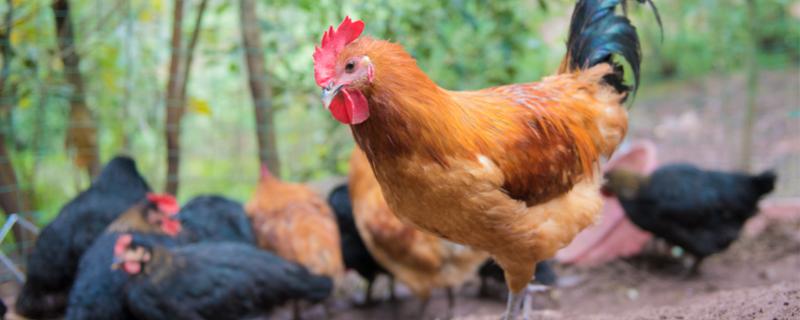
[521,284,549,320]
[522,287,533,320]
[501,291,524,320]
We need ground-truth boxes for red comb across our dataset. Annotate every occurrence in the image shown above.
[313,16,365,87]
[146,193,180,215]
[114,234,133,257]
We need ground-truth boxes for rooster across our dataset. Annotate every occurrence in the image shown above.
[349,148,487,318]
[312,1,658,318]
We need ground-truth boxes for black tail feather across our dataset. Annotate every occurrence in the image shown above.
[623,0,663,36]
[565,0,660,94]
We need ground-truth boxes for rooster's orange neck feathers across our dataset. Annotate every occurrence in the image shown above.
[348,38,479,165]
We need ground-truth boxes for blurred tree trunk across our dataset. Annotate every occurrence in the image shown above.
[164,0,184,195]
[164,0,207,195]
[52,0,100,177]
[179,0,206,105]
[239,0,280,174]
[739,0,758,171]
[0,0,34,254]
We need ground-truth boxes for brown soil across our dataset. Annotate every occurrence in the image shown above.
[323,220,800,320]
[3,222,797,320]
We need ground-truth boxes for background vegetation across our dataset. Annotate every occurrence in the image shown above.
[0,0,797,226]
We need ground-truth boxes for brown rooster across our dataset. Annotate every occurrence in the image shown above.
[312,1,658,318]
[349,147,487,317]
[246,166,344,279]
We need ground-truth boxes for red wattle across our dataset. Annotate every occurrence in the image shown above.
[329,89,369,125]
[124,261,141,274]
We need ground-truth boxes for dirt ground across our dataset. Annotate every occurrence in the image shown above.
[2,71,798,319]
[321,219,800,320]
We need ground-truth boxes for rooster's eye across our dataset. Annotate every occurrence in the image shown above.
[345,61,355,73]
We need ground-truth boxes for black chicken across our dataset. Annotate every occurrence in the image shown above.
[66,232,177,320]
[16,156,150,318]
[603,164,777,274]
[112,234,333,320]
[66,195,182,320]
[176,195,255,244]
[328,184,393,305]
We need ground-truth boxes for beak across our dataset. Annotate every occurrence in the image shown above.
[321,82,343,110]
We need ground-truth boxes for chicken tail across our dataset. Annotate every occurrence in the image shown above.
[559,0,661,96]
[751,170,777,197]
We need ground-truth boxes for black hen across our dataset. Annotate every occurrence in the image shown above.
[328,184,392,304]
[67,195,253,319]
[65,232,177,320]
[603,164,777,274]
[16,156,150,319]
[176,195,255,244]
[114,235,332,320]
[66,196,181,320]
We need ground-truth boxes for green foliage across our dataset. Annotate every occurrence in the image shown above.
[0,0,797,223]
[637,0,800,79]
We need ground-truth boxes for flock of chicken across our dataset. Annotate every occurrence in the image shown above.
[7,0,781,319]
[7,154,538,320]
[10,153,776,319]
[14,157,332,319]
